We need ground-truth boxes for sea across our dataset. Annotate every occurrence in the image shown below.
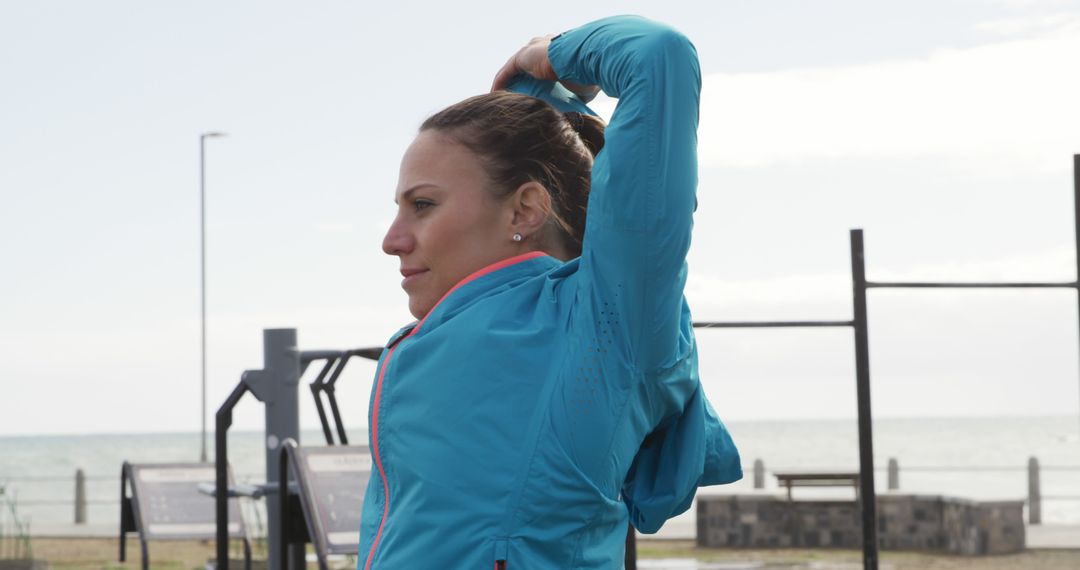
[2,415,1079,536]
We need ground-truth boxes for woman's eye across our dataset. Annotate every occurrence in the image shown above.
[413,200,434,213]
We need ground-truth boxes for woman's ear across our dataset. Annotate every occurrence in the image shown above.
[509,181,552,237]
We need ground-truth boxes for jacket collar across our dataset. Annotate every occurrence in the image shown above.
[398,251,557,339]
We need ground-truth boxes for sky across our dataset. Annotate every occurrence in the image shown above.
[2,0,1080,436]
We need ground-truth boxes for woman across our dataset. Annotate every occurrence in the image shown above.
[365,15,742,569]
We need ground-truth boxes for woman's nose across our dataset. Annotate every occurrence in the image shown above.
[382,217,414,256]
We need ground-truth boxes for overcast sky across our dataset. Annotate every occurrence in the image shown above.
[2,0,1080,436]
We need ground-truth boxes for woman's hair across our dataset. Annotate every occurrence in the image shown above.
[420,91,606,258]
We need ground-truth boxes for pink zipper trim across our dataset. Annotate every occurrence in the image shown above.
[363,250,547,569]
[364,343,396,570]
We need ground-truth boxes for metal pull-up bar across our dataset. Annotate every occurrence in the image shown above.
[690,239,880,569]
[691,155,1079,570]
[850,154,1078,570]
[695,320,853,328]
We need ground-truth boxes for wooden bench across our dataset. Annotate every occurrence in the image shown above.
[774,471,860,501]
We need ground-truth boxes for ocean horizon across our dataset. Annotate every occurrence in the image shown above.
[3,414,1079,530]
[4,412,1079,439]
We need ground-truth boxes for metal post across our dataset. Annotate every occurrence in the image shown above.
[120,462,136,563]
[200,131,225,464]
[74,468,86,524]
[850,229,879,570]
[624,524,637,570]
[244,329,304,570]
[887,458,898,491]
[279,440,295,570]
[753,459,765,490]
[1028,456,1041,525]
[200,135,207,464]
[1074,155,1080,437]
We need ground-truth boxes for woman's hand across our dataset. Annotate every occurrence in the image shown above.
[491,34,601,103]
[491,35,558,91]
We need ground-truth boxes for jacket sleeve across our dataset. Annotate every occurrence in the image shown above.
[547,15,701,373]
[621,386,742,533]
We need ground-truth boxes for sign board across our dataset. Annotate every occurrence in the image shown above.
[127,463,247,540]
[290,445,370,556]
[120,462,250,569]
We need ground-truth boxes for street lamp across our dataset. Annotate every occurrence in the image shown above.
[200,131,226,463]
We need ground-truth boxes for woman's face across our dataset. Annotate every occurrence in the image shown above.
[383,130,519,319]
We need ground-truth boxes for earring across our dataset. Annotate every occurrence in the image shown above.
[512,233,523,242]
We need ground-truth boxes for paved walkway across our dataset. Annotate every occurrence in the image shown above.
[1027,524,1080,549]
[32,522,1080,549]
[646,519,1080,549]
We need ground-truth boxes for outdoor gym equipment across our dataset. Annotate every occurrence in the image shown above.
[212,329,379,570]
[119,461,250,570]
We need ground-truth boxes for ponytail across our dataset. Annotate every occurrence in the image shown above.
[563,112,606,158]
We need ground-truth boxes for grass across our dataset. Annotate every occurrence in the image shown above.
[25,537,1080,569]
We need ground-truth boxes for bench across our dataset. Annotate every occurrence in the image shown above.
[773,471,860,501]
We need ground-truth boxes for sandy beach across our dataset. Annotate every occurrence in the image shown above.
[14,538,1079,569]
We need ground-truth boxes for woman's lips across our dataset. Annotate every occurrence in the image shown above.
[400,269,428,289]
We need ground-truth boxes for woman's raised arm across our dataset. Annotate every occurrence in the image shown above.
[550,15,701,372]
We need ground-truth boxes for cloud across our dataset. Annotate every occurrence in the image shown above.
[975,12,1080,37]
[988,0,1079,10]
[695,26,1080,174]
[593,22,1080,176]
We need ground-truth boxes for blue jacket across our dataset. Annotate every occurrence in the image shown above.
[360,15,742,569]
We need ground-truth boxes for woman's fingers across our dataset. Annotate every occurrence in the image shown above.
[491,54,522,92]
[491,35,558,92]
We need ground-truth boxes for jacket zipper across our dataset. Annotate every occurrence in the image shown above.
[364,323,422,568]
[365,252,545,568]
[363,343,399,570]
[494,537,509,569]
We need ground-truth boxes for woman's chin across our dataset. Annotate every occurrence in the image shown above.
[408,296,432,320]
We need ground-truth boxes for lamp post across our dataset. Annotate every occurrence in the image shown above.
[200,131,226,463]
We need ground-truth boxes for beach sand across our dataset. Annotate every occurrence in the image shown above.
[18,537,1080,569]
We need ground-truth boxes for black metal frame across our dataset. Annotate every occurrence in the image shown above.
[214,379,253,570]
[849,231,878,569]
[213,348,381,569]
[118,462,149,570]
[307,348,382,446]
[278,440,314,569]
[307,356,341,444]
[277,440,318,569]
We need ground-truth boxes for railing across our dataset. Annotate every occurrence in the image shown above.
[7,461,1080,526]
[2,469,265,525]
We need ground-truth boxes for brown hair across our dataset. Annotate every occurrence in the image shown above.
[420,91,605,258]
